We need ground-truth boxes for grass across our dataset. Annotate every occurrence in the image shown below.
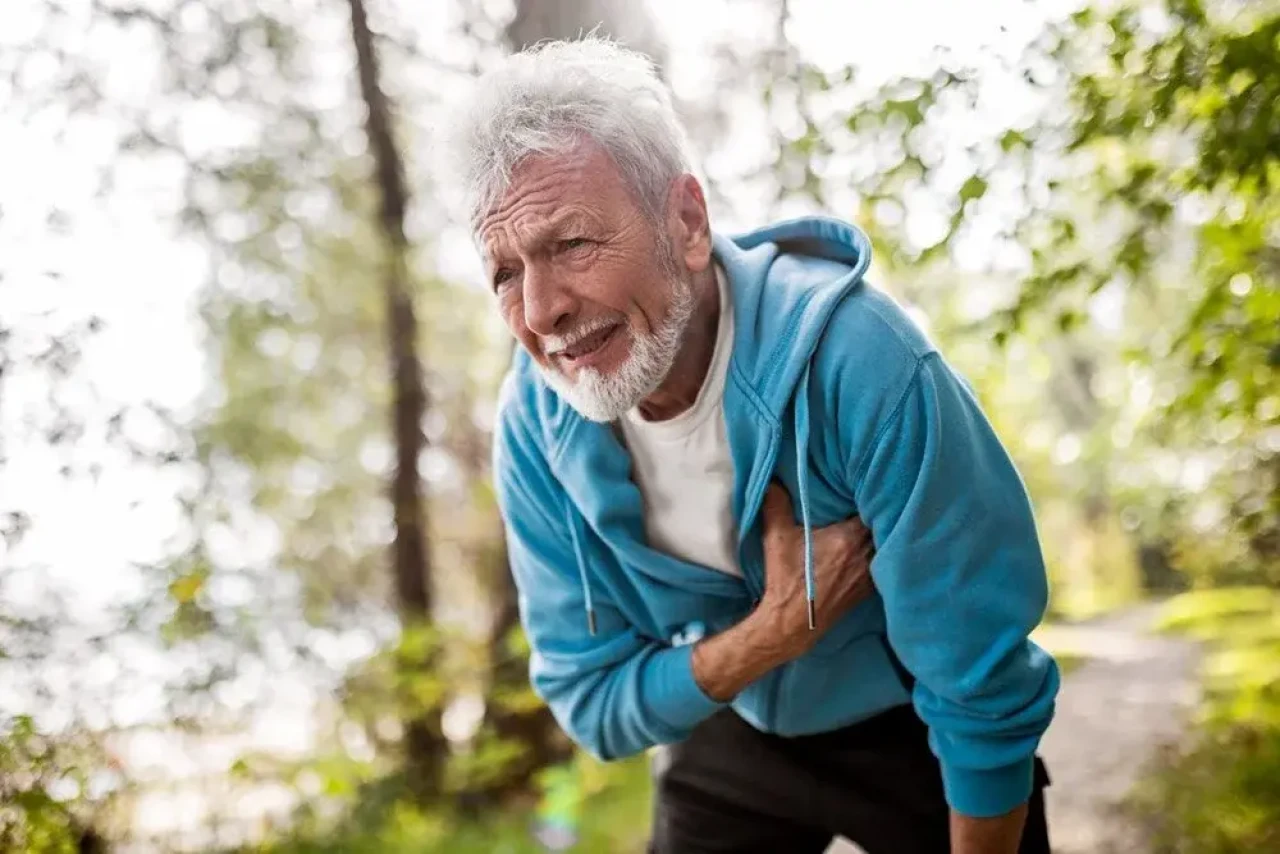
[1123,587,1280,853]
[1128,723,1280,853]
[1054,651,1088,677]
[246,752,654,854]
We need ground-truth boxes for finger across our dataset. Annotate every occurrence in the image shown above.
[761,481,795,531]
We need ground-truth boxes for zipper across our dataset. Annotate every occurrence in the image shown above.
[736,425,781,603]
[734,427,782,726]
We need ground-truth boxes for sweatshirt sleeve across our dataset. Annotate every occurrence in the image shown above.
[493,410,724,761]
[849,352,1059,818]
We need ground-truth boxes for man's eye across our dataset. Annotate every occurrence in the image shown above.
[493,269,515,289]
[559,237,590,252]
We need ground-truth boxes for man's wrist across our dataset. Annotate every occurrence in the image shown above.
[949,803,1028,854]
[690,605,796,701]
[752,595,812,660]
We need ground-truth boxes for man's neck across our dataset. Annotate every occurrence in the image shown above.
[634,265,720,422]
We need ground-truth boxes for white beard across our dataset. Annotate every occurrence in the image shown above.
[538,275,695,423]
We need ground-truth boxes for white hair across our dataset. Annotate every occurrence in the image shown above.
[435,36,696,229]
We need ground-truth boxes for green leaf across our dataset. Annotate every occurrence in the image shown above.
[999,130,1029,152]
[958,175,988,204]
[168,571,206,604]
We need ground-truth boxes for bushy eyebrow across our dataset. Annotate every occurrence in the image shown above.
[523,211,599,248]
[482,210,599,266]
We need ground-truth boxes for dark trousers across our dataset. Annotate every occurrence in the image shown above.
[649,705,1051,854]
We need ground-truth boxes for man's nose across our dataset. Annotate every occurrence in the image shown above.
[522,266,577,337]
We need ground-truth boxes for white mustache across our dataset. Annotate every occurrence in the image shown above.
[544,317,621,356]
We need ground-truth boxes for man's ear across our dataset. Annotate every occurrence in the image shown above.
[667,174,712,273]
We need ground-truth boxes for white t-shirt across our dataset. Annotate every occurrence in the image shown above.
[619,264,740,577]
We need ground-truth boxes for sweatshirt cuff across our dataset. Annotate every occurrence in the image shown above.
[649,644,725,734]
[940,755,1035,818]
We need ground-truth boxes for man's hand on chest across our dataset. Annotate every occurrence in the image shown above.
[690,483,875,701]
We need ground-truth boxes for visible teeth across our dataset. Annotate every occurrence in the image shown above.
[559,325,613,359]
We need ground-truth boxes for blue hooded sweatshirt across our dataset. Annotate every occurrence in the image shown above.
[493,216,1059,818]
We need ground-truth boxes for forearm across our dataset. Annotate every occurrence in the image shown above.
[690,608,793,701]
[950,802,1028,854]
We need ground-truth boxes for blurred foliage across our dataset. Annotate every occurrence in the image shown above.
[1132,725,1280,854]
[776,0,1277,606]
[1,0,1276,849]
[240,753,652,854]
[1125,589,1280,852]
[0,715,114,853]
[1053,0,1279,584]
[1157,588,1280,727]
[0,716,80,853]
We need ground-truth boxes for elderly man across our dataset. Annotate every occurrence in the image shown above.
[440,38,1057,854]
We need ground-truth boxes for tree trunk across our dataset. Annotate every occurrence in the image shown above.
[345,0,445,801]
[505,0,666,65]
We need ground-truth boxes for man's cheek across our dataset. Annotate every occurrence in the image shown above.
[500,304,529,347]
[517,330,549,365]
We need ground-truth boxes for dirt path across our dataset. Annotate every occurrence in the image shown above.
[1033,603,1203,853]
[828,603,1203,854]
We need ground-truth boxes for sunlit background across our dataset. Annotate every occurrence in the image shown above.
[1,0,1276,851]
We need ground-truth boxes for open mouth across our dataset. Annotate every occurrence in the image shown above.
[553,323,621,364]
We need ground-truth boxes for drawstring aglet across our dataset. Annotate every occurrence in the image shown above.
[587,608,597,636]
[807,599,816,631]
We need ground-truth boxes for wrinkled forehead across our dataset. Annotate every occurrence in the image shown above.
[476,143,633,256]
